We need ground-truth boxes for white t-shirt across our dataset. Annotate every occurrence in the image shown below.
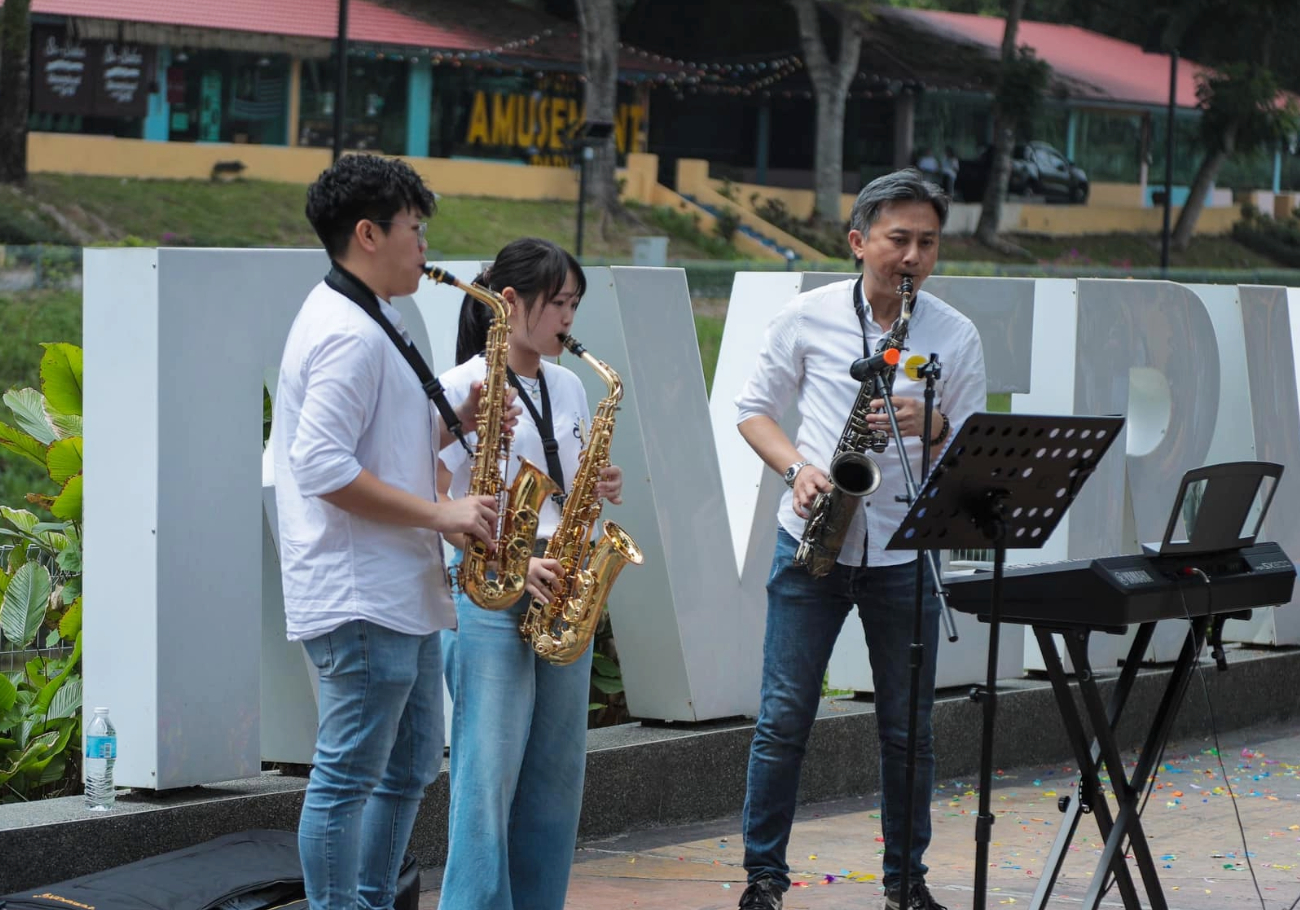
[735,277,987,567]
[438,355,590,540]
[272,280,455,640]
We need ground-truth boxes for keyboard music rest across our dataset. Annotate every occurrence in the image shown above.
[944,542,1296,633]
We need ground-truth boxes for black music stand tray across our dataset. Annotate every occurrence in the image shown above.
[886,412,1124,910]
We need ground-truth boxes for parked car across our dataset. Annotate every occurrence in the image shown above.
[953,141,1089,204]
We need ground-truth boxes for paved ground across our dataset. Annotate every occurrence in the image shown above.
[421,720,1300,909]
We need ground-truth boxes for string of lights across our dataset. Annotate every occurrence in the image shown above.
[337,26,941,97]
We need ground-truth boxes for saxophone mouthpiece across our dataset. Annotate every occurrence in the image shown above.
[560,334,588,358]
[423,264,454,284]
[899,274,914,297]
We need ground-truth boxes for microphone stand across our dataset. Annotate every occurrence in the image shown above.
[873,352,949,907]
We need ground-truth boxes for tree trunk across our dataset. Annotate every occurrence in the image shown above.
[0,0,32,184]
[1171,140,1232,251]
[974,0,1027,253]
[575,0,621,218]
[789,0,861,226]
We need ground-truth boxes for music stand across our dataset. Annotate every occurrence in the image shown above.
[886,412,1125,910]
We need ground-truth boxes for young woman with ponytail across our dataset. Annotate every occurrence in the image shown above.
[434,237,624,910]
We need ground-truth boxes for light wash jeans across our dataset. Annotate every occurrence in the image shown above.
[438,553,593,910]
[298,620,444,910]
[742,529,940,892]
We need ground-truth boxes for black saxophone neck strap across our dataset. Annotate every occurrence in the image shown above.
[324,263,471,455]
[506,366,567,505]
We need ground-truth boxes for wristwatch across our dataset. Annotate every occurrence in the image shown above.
[783,460,812,487]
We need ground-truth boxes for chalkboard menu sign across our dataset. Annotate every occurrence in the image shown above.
[95,43,149,116]
[32,26,153,118]
[33,27,91,115]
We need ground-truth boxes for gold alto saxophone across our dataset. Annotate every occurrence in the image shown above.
[519,334,644,666]
[424,265,559,610]
[793,275,914,577]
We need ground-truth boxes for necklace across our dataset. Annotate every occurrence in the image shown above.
[516,373,542,401]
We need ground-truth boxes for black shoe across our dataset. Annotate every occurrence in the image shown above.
[738,876,783,910]
[884,881,948,910]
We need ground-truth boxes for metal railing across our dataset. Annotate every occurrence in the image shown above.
[0,244,83,292]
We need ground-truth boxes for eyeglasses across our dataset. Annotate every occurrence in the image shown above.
[370,220,428,240]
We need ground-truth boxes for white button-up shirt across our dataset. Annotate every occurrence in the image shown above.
[736,277,987,567]
[272,280,454,640]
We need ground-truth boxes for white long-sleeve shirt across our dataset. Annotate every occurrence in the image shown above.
[272,280,454,640]
[736,277,987,567]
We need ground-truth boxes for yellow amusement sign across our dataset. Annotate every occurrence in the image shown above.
[464,90,645,166]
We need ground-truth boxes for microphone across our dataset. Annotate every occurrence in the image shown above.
[902,354,929,381]
[849,346,900,382]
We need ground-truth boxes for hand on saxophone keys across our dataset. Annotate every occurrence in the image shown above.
[525,556,563,605]
[595,465,624,505]
[867,395,923,438]
[460,381,522,437]
[792,464,832,519]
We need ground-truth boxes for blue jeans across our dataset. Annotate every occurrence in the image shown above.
[743,529,940,891]
[298,620,444,910]
[437,555,593,910]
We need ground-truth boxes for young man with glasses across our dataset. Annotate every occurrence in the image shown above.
[272,153,512,910]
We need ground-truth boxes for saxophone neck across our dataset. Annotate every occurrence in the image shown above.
[424,264,510,320]
[561,335,623,400]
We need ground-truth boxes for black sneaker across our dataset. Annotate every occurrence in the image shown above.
[738,876,783,910]
[884,881,948,910]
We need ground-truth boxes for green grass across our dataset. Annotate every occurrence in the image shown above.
[11,175,737,260]
[12,174,1289,271]
[695,314,724,393]
[941,231,1280,271]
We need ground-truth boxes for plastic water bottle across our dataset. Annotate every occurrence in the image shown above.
[85,707,117,811]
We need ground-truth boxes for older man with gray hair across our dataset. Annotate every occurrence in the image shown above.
[733,168,987,910]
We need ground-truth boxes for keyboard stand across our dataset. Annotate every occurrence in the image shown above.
[1029,612,1230,910]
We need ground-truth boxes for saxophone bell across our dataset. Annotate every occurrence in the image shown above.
[829,450,882,498]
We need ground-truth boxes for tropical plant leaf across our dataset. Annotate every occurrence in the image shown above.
[49,413,83,441]
[36,752,67,786]
[590,674,624,696]
[1,731,59,776]
[0,421,48,470]
[0,738,15,751]
[56,542,81,573]
[60,576,81,605]
[7,544,29,575]
[0,675,16,716]
[58,598,81,641]
[2,389,55,446]
[1,563,51,649]
[588,702,605,712]
[25,657,49,687]
[33,636,81,718]
[51,474,82,523]
[592,652,621,678]
[39,344,83,418]
[46,438,82,485]
[1,508,39,536]
[46,677,82,721]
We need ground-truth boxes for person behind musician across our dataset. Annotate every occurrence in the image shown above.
[434,237,624,910]
[733,168,987,910]
[273,153,508,910]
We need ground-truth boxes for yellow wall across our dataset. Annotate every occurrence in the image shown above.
[1088,182,1145,207]
[29,132,592,201]
[1015,204,1238,236]
[26,133,680,205]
